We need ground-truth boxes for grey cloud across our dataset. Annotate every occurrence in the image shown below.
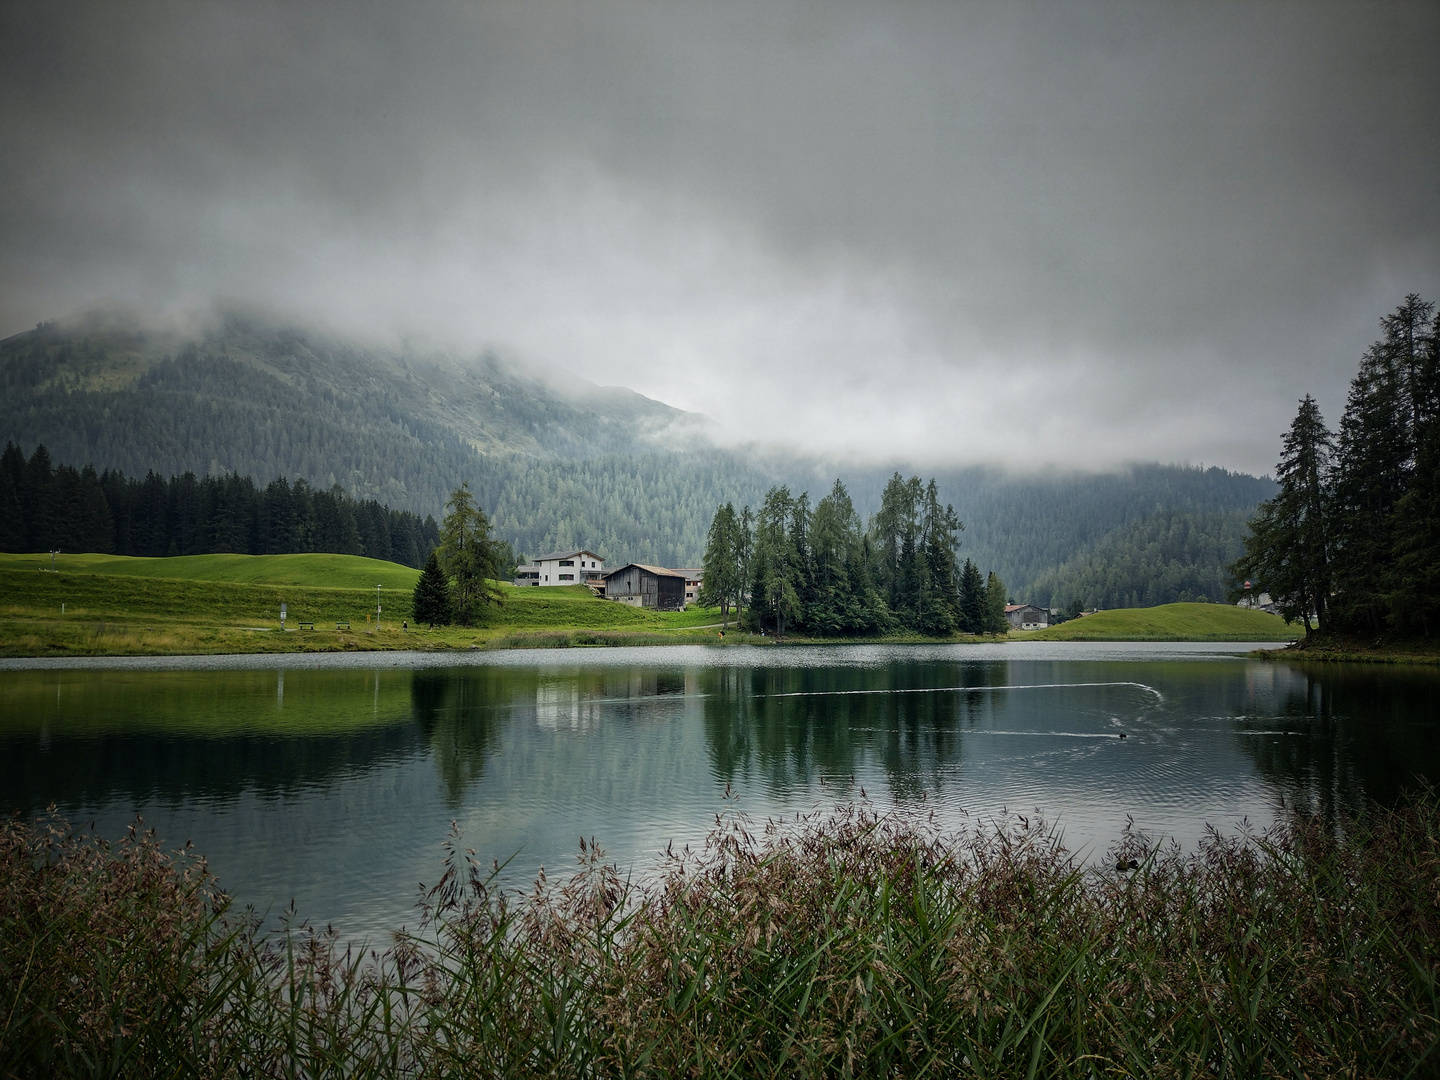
[1,0,1436,473]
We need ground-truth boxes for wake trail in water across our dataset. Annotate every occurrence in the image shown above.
[765,681,1165,703]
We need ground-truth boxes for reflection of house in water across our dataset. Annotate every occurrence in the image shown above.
[535,682,605,731]
[534,670,698,730]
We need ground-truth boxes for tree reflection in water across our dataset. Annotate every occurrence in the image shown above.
[701,662,1017,800]
[1236,662,1440,818]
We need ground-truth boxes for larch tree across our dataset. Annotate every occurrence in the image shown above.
[439,482,503,624]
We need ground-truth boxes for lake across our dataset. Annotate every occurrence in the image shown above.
[3,641,1437,941]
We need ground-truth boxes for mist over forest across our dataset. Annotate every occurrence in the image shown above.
[1,309,1273,609]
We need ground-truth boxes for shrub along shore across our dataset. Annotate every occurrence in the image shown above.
[4,797,1437,1078]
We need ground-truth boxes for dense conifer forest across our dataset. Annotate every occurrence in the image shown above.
[0,442,440,567]
[700,475,1011,637]
[1,310,1274,600]
[1235,295,1440,639]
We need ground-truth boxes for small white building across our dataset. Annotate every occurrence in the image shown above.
[513,549,606,587]
[674,569,704,606]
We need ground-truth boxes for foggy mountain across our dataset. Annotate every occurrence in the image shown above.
[1,309,1273,604]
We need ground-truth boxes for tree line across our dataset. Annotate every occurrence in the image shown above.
[0,442,441,568]
[1234,295,1440,638]
[700,474,1010,637]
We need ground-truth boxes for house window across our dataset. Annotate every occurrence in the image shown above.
[560,573,575,581]
[559,560,575,567]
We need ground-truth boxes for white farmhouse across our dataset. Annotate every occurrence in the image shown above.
[674,569,704,606]
[512,549,606,587]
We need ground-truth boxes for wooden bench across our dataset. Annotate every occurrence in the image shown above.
[297,621,314,630]
[335,621,351,631]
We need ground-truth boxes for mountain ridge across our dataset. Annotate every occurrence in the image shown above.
[1,308,1274,597]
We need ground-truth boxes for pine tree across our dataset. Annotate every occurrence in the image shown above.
[0,443,26,551]
[958,559,985,634]
[918,479,961,635]
[1389,302,1440,633]
[698,502,740,624]
[1231,395,1334,635]
[983,572,1009,635]
[747,486,802,638]
[1329,304,1424,633]
[412,549,453,627]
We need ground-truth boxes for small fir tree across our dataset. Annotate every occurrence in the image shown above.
[412,549,452,627]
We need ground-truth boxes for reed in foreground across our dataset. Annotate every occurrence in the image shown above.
[3,795,1437,1078]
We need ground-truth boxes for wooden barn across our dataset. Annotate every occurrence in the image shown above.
[602,564,688,611]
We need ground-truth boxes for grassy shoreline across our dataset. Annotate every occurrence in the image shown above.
[6,798,1437,1078]
[1,553,1300,657]
[1253,635,1440,666]
[1017,602,1300,642]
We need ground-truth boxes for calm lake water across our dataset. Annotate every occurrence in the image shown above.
[3,642,1438,940]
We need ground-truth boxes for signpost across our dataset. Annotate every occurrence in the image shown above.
[376,585,382,631]
[280,602,287,630]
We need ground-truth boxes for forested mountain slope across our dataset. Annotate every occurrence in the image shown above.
[1,310,1273,598]
[915,465,1272,603]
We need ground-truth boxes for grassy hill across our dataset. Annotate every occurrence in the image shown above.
[0,552,728,657]
[1019,603,1301,642]
[0,551,423,590]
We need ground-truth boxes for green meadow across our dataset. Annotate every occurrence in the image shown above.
[1020,602,1301,641]
[0,552,730,657]
[0,551,423,590]
[0,555,1303,655]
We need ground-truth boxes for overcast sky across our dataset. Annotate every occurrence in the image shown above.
[2,0,1436,474]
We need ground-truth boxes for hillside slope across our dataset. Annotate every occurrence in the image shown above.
[2,310,1272,597]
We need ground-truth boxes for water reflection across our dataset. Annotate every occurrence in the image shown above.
[700,663,1001,799]
[1,650,1437,939]
[0,668,420,813]
[1235,662,1440,817]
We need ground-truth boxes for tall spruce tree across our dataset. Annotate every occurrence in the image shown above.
[698,502,740,625]
[958,559,985,634]
[983,572,1009,635]
[1389,301,1440,633]
[1231,395,1333,635]
[747,486,802,638]
[918,479,961,635]
[1329,302,1426,632]
[807,480,889,634]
